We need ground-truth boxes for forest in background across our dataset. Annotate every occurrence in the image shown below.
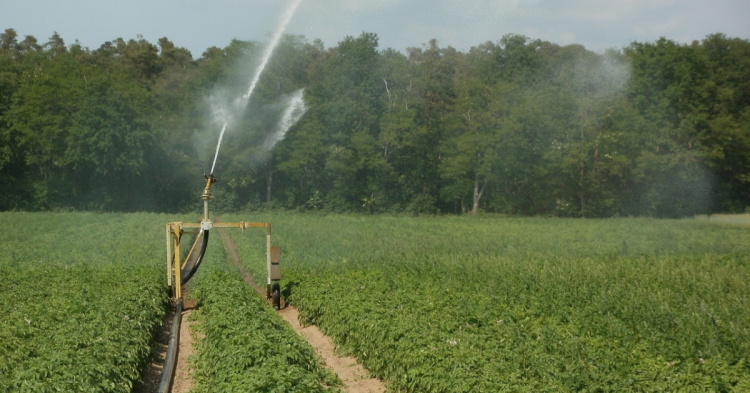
[1,28,748,217]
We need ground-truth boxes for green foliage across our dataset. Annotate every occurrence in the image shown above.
[226,213,750,392]
[0,211,350,392]
[0,212,170,392]
[1,29,749,215]
[188,251,342,392]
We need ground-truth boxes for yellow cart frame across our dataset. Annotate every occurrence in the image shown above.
[165,175,281,302]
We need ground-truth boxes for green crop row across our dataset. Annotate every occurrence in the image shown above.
[8,211,743,391]
[224,213,750,392]
[0,212,173,392]
[186,248,342,393]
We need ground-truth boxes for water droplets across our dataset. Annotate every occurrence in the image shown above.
[208,0,305,175]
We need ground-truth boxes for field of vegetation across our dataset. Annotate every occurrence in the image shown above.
[226,213,750,392]
[0,212,169,392]
[0,212,344,392]
[2,211,748,392]
[186,247,342,392]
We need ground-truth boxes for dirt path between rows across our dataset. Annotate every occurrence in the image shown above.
[277,307,386,393]
[171,295,199,393]
[132,292,198,393]
[218,227,386,393]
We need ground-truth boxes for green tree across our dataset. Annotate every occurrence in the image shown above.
[551,46,632,216]
[625,38,717,216]
[285,32,384,211]
[374,48,422,210]
[43,32,67,58]
[0,28,20,59]
[399,39,459,213]
[0,33,23,209]
[65,70,156,210]
[699,34,750,211]
[440,73,505,214]
[5,48,80,208]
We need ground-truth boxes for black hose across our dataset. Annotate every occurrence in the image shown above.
[181,230,209,285]
[157,300,183,393]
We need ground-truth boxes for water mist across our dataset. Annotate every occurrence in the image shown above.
[208,0,304,175]
[263,89,308,152]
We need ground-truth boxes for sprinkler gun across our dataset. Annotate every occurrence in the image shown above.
[166,172,281,307]
[201,173,217,227]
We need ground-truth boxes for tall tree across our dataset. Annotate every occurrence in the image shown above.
[700,34,750,211]
[625,38,716,216]
[400,39,459,213]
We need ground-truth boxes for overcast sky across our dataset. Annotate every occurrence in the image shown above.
[3,0,749,57]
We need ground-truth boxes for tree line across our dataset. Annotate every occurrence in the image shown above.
[1,28,748,217]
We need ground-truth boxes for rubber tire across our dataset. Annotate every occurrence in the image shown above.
[271,283,281,310]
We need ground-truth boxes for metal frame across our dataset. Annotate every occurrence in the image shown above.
[165,174,280,301]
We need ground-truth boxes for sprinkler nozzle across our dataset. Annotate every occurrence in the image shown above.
[202,173,217,200]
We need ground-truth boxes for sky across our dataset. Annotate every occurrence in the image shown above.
[3,0,749,57]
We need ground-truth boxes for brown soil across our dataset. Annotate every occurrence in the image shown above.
[218,227,386,393]
[132,289,199,393]
[171,304,199,393]
[278,307,386,393]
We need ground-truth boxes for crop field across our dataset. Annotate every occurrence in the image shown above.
[0,211,341,393]
[2,211,749,392]
[0,212,169,392]
[185,248,342,392]
[226,213,750,392]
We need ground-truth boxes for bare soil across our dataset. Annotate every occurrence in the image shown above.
[171,304,199,393]
[278,307,386,393]
[132,289,198,393]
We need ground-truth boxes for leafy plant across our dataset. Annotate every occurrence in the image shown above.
[226,213,750,392]
[188,253,342,393]
[0,212,171,392]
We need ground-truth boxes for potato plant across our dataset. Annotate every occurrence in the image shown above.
[226,213,750,392]
[0,212,170,392]
[187,249,342,393]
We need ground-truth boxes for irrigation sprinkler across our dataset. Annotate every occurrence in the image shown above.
[157,3,302,389]
[160,177,282,393]
[165,174,282,308]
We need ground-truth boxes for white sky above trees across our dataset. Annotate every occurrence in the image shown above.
[3,0,749,57]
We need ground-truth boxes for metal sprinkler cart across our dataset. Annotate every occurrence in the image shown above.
[158,174,283,391]
[165,174,282,308]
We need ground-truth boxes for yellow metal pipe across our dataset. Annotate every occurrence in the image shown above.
[211,221,269,229]
[182,231,204,271]
[266,222,272,298]
[165,217,275,301]
[202,174,216,199]
[173,232,182,300]
[165,223,172,288]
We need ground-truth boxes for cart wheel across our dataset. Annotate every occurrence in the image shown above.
[271,283,281,310]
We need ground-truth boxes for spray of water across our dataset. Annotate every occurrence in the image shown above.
[238,0,303,107]
[209,123,228,175]
[209,0,304,175]
[207,93,235,174]
[263,89,308,152]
